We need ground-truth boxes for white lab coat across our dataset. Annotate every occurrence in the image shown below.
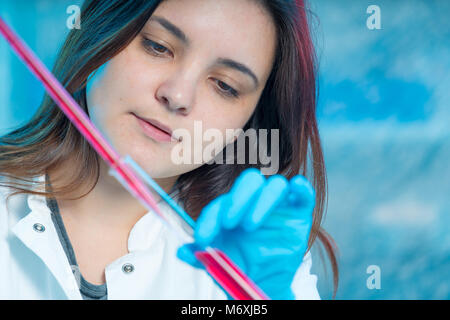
[0,174,321,300]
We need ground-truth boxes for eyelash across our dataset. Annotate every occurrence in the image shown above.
[141,36,240,99]
[141,37,172,57]
[213,79,240,99]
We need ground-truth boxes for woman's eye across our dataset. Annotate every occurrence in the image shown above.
[215,79,240,98]
[142,37,172,57]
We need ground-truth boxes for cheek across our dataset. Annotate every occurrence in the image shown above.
[85,64,115,138]
[194,84,258,132]
[87,48,161,114]
[85,50,158,129]
[203,99,257,134]
[192,100,258,161]
[83,63,135,152]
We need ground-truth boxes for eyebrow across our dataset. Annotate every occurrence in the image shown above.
[149,16,189,45]
[216,58,259,89]
[149,16,260,88]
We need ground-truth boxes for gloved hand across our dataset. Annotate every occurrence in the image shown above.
[176,168,316,300]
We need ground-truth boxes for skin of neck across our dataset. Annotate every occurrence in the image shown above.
[47,157,180,230]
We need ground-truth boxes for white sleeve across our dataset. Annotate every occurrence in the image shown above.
[291,250,321,300]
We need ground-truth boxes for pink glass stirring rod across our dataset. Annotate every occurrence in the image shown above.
[0,17,269,300]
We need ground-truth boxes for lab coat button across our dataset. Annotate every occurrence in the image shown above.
[33,223,45,233]
[122,263,134,274]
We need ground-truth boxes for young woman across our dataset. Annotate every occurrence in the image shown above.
[0,0,338,299]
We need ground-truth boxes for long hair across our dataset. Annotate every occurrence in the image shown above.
[0,0,339,298]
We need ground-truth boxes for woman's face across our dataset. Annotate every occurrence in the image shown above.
[86,0,277,180]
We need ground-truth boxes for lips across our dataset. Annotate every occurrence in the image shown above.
[132,112,177,142]
[133,113,172,135]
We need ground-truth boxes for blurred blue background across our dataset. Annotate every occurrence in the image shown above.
[1,0,449,299]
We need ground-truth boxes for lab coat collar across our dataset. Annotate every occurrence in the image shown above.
[6,174,187,300]
[8,174,82,300]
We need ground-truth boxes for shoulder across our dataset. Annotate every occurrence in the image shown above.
[0,175,17,239]
[0,174,45,235]
[291,250,321,300]
[0,175,16,212]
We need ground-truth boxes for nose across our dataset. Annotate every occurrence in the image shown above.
[155,72,196,116]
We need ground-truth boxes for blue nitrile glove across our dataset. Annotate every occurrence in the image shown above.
[176,168,315,300]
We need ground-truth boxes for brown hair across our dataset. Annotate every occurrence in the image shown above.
[0,0,338,298]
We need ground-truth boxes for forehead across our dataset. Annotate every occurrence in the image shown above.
[149,0,277,79]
